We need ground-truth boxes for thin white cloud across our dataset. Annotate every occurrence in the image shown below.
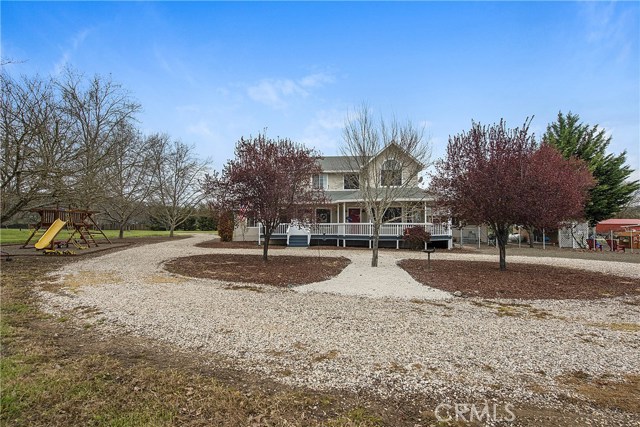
[186,120,215,139]
[299,72,334,88]
[52,28,91,75]
[153,45,197,86]
[579,2,636,63]
[246,72,334,109]
[300,108,348,154]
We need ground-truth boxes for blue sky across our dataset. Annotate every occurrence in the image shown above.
[2,1,639,180]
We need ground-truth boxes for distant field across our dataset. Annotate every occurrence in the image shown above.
[0,228,214,245]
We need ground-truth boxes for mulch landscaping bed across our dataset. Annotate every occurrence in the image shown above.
[398,259,640,300]
[165,254,350,286]
[195,240,285,249]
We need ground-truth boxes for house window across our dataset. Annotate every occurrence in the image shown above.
[381,160,402,186]
[343,173,359,190]
[312,174,328,189]
[383,207,402,223]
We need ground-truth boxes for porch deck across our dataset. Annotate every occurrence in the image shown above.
[259,222,452,248]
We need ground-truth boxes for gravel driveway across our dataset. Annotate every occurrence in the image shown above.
[39,234,640,421]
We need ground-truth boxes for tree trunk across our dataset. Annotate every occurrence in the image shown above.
[169,224,175,238]
[371,224,380,267]
[118,224,125,239]
[263,232,271,262]
[496,225,509,271]
[527,226,534,248]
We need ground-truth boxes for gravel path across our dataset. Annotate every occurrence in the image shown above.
[39,235,640,421]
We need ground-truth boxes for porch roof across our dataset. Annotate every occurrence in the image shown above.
[324,187,431,203]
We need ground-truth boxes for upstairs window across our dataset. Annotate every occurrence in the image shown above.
[312,174,328,189]
[381,159,402,186]
[343,173,360,190]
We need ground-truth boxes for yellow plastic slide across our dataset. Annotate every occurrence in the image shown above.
[35,219,67,250]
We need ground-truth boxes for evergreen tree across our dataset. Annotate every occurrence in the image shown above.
[544,111,639,225]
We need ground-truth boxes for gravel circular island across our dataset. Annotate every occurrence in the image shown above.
[39,234,640,423]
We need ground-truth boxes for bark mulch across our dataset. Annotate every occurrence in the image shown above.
[398,259,640,300]
[165,254,350,287]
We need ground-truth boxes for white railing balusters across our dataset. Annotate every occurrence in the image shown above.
[262,222,452,237]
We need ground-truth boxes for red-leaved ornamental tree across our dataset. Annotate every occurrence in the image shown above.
[431,119,536,270]
[522,144,594,233]
[204,134,325,261]
[431,118,593,271]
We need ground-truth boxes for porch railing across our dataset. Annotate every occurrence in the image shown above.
[262,222,451,237]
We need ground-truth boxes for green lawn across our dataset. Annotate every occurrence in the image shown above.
[0,228,215,245]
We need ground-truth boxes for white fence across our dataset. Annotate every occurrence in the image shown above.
[558,222,589,249]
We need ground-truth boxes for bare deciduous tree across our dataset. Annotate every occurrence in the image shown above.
[98,123,155,238]
[57,68,141,209]
[340,105,431,267]
[1,72,74,223]
[148,134,210,237]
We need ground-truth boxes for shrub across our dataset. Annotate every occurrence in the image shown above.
[402,225,431,251]
[217,210,235,242]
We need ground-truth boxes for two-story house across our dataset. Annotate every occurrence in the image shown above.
[236,143,453,248]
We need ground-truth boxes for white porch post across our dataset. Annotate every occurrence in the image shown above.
[477,226,481,249]
[257,223,261,246]
[342,203,347,247]
[424,202,427,225]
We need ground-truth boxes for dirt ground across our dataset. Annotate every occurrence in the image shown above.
[399,259,640,300]
[166,254,350,286]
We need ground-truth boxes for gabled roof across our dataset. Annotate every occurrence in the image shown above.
[318,142,423,173]
[317,156,362,172]
[364,141,426,169]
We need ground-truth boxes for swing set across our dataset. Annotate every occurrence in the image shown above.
[22,207,111,253]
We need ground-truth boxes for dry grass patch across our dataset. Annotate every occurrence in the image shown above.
[312,349,339,363]
[145,274,187,285]
[470,300,557,319]
[587,322,640,332]
[223,284,265,293]
[59,270,123,289]
[558,372,640,414]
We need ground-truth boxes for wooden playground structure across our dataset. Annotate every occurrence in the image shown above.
[22,207,111,251]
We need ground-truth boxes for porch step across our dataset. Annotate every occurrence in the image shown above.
[288,235,309,247]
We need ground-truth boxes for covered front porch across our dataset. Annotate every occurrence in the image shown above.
[259,220,452,249]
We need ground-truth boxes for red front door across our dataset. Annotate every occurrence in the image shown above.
[348,208,361,223]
